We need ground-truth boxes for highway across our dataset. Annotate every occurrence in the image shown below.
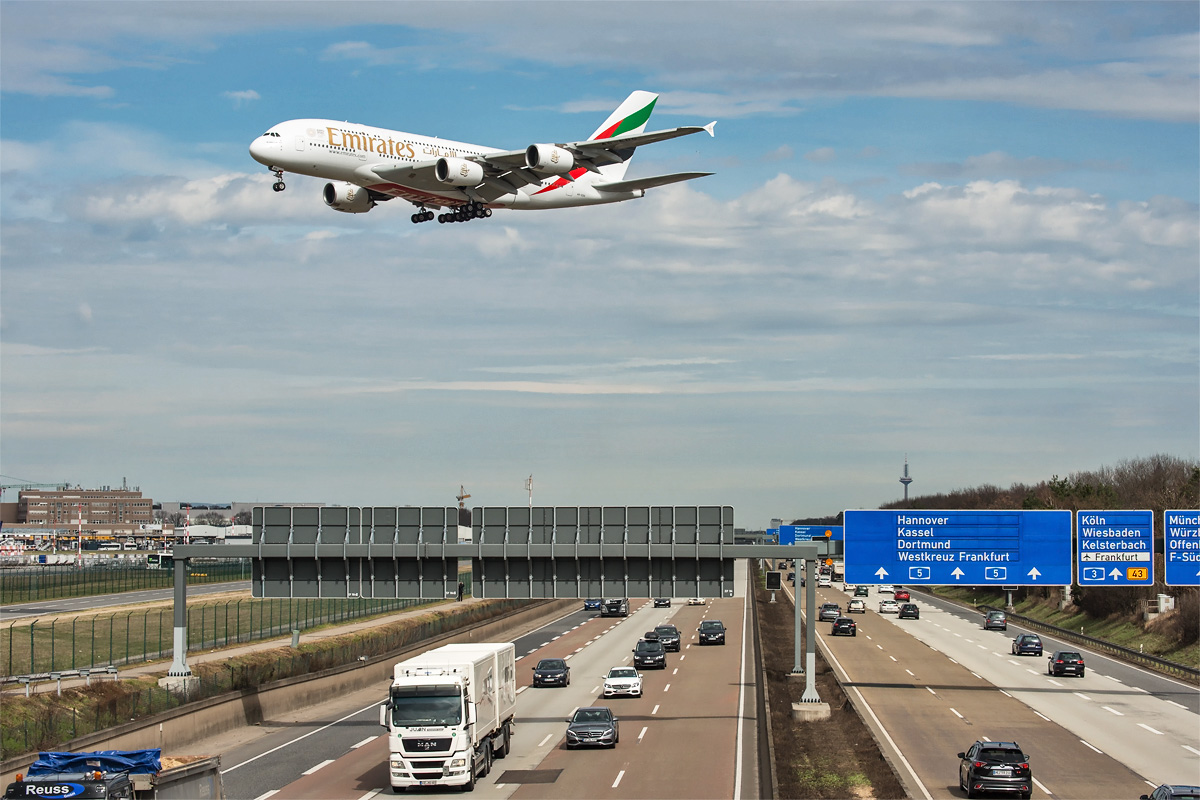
[790,576,1200,798]
[215,588,756,800]
[0,581,253,620]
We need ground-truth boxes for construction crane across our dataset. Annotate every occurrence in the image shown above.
[456,485,471,510]
[0,480,69,499]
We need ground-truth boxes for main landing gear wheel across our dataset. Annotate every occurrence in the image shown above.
[410,209,435,224]
[437,202,492,224]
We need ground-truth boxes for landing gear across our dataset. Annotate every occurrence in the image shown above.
[437,202,492,224]
[270,169,285,192]
[410,209,435,224]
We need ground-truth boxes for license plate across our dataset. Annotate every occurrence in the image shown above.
[419,781,439,786]
[993,770,1012,777]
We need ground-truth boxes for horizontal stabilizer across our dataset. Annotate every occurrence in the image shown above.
[596,172,713,193]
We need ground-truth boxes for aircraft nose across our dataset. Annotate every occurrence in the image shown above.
[248,137,269,165]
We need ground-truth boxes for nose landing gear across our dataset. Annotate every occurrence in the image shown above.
[270,169,286,192]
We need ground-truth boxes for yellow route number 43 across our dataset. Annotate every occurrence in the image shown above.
[1126,567,1149,581]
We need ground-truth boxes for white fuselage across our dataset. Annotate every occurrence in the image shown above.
[249,119,640,210]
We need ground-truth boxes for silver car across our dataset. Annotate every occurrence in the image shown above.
[565,706,619,748]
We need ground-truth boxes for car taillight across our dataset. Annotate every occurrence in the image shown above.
[1055,659,1064,663]
[973,761,987,769]
[1019,763,1029,770]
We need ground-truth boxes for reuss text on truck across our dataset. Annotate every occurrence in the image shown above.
[379,643,517,792]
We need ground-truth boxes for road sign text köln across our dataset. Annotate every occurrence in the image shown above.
[1164,510,1200,587]
[844,510,1072,586]
[1076,509,1153,586]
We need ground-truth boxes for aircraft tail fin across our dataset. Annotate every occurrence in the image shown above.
[589,91,658,181]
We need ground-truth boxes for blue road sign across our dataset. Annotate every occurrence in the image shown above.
[1164,510,1200,587]
[844,510,1072,586]
[1076,510,1154,586]
[779,525,842,545]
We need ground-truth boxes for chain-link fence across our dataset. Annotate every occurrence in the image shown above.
[0,559,249,605]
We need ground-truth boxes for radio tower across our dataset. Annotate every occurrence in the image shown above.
[899,455,914,504]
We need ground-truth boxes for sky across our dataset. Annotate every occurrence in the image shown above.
[1,1,1197,529]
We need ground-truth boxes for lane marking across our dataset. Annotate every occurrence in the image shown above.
[950,708,964,719]
[538,733,555,747]
[1102,706,1123,716]
[1081,740,1103,754]
[1137,723,1164,735]
[999,690,1012,698]
[222,701,380,774]
[1047,679,1064,687]
[1167,700,1188,710]
[1034,711,1051,722]
[1072,692,1091,701]
[970,672,981,679]
[664,683,671,692]
[302,759,335,775]
[516,686,529,695]
[926,687,937,696]
[673,668,678,675]
[1032,777,1053,796]
[889,656,897,662]
[253,792,280,800]
[652,704,660,715]
[905,670,915,676]
[355,791,382,800]
[638,726,648,742]
[351,736,377,749]
[1184,745,1200,757]
[612,770,625,788]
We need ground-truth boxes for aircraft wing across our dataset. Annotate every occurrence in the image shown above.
[595,172,713,193]
[573,122,717,156]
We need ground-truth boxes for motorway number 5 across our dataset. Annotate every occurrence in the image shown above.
[1126,567,1149,581]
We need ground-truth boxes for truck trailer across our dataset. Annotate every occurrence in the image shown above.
[4,750,222,799]
[379,642,516,793]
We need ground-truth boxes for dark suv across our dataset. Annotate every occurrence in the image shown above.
[632,638,666,669]
[697,619,726,645]
[1048,650,1085,677]
[654,624,681,652]
[958,740,1032,799]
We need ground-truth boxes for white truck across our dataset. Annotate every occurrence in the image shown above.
[379,642,516,793]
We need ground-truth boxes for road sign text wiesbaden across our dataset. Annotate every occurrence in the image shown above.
[1076,509,1153,586]
[844,509,1072,586]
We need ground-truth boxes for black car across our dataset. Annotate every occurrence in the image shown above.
[983,610,1008,631]
[1011,634,1043,656]
[1047,650,1085,677]
[898,602,920,619]
[697,619,726,645]
[642,629,659,642]
[654,624,681,652]
[1141,785,1200,800]
[787,571,795,583]
[818,602,841,622]
[653,597,671,607]
[565,706,619,748]
[957,740,1032,799]
[831,616,857,636]
[632,638,667,668]
[532,657,571,687]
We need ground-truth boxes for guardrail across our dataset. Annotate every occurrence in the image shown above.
[978,604,1199,683]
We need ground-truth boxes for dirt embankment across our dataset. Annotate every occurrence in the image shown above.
[756,577,906,799]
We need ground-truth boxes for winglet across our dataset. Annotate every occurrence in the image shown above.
[704,121,717,137]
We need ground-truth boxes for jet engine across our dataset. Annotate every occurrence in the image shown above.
[525,144,575,174]
[322,182,374,213]
[434,158,484,186]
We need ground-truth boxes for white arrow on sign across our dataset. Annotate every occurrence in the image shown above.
[875,567,889,579]
[1109,567,1123,579]
[951,567,965,580]
[1028,568,1041,581]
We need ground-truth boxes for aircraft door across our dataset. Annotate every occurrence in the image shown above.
[294,136,306,152]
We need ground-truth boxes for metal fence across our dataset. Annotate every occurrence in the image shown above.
[0,559,249,605]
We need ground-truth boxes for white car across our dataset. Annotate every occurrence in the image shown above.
[847,598,867,614]
[688,597,705,606]
[877,585,896,594]
[878,599,900,614]
[602,666,643,697]
[817,576,832,587]
[842,582,855,592]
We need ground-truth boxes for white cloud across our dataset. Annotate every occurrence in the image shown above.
[222,89,261,106]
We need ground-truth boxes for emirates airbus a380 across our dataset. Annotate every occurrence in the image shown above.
[248,91,715,224]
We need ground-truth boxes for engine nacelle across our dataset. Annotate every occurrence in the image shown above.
[435,157,484,186]
[525,144,575,174]
[322,182,374,213]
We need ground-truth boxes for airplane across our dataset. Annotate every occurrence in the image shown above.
[248,90,715,224]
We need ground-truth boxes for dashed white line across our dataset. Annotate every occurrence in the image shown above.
[672,668,678,675]
[926,687,937,696]
[652,704,660,715]
[664,683,671,692]
[612,770,625,788]
[1047,679,1064,687]
[1072,692,1091,701]
[1184,745,1200,757]
[302,759,335,775]
[889,656,897,662]
[1102,706,1123,716]
[905,669,915,676]
[538,733,555,747]
[1167,700,1188,710]
[638,726,648,742]
[1138,723,1164,735]
[351,736,377,749]
[1032,777,1053,796]
[1034,711,1051,722]
[1081,740,1103,754]
[950,708,964,719]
